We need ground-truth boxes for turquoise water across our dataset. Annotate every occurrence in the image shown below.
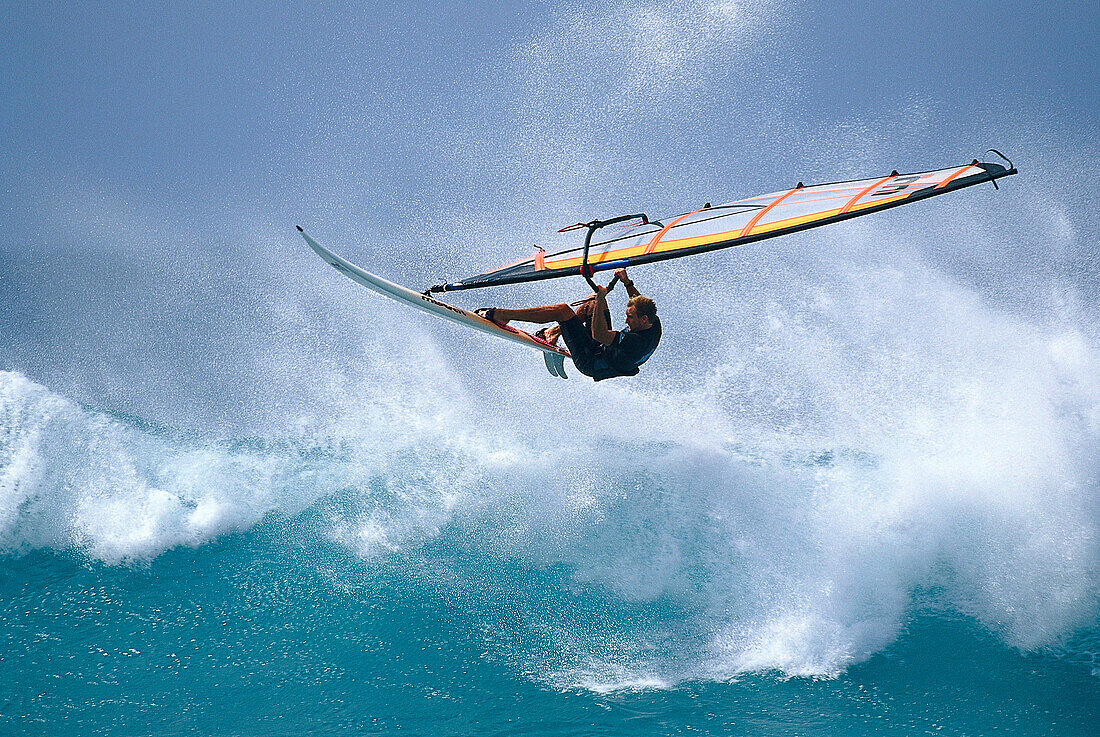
[2,366,1098,735]
[3,520,1097,736]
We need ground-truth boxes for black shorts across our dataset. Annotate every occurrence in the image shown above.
[558,316,601,376]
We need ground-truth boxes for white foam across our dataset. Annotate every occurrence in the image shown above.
[0,361,470,562]
[4,245,1096,687]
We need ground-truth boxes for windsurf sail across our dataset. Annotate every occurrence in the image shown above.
[429,156,1016,293]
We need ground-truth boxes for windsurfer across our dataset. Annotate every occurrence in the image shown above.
[477,268,661,381]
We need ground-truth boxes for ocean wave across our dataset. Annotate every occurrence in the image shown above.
[4,285,1097,688]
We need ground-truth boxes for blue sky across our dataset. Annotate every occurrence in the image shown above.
[4,1,1095,228]
[1,1,1097,427]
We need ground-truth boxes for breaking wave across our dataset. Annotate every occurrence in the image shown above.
[3,256,1098,688]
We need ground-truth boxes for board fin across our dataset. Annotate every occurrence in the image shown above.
[543,351,568,379]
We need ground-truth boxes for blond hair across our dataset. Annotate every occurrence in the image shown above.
[628,295,657,321]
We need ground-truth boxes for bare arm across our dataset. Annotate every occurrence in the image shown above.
[615,268,641,299]
[590,287,616,346]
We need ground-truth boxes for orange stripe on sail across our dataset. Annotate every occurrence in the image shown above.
[485,254,532,274]
[840,174,897,214]
[935,164,976,189]
[739,184,803,238]
[643,208,705,255]
[546,190,917,267]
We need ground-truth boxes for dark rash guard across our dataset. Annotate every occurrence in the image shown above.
[558,315,661,381]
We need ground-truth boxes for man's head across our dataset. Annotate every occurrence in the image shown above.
[625,295,657,331]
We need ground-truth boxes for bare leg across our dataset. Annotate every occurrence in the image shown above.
[531,298,603,345]
[490,303,576,326]
[573,297,595,323]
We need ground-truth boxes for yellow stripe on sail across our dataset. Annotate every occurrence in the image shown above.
[534,173,975,272]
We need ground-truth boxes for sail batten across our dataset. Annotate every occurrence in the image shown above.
[431,160,1015,293]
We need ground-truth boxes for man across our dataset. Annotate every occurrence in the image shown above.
[477,268,661,381]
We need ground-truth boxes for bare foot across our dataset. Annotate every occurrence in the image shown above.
[476,307,510,326]
[537,326,562,345]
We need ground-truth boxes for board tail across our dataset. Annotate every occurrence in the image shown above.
[297,227,572,380]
